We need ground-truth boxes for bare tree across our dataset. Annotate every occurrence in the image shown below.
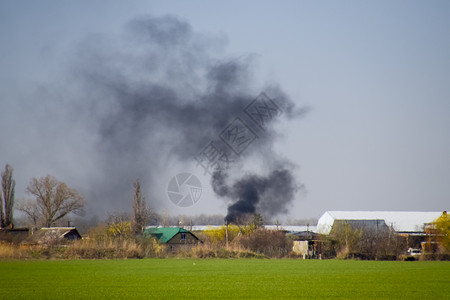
[0,164,15,227]
[252,213,264,229]
[17,199,40,227]
[132,179,152,234]
[19,175,86,227]
[105,211,131,225]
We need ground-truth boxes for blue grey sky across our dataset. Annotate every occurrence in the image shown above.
[1,1,449,221]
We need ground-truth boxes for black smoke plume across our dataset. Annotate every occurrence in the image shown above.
[212,166,298,223]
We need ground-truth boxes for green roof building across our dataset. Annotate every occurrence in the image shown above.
[143,227,200,245]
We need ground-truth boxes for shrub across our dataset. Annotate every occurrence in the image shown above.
[233,228,290,258]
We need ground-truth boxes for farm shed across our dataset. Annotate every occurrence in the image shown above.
[291,231,322,258]
[317,211,443,235]
[143,227,200,245]
[317,211,444,250]
[27,227,82,245]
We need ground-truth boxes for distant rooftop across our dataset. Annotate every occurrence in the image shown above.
[185,225,318,233]
[317,211,444,234]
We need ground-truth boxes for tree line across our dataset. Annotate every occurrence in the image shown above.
[1,163,449,260]
[0,163,153,237]
[0,164,88,229]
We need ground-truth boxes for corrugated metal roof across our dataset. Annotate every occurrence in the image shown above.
[27,227,81,244]
[263,225,318,233]
[39,227,78,238]
[190,225,222,231]
[320,211,443,233]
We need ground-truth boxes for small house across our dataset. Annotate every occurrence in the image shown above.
[143,227,200,246]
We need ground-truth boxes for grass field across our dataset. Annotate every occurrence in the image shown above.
[1,259,449,299]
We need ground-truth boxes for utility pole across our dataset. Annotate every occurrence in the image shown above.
[345,222,349,251]
[225,219,229,248]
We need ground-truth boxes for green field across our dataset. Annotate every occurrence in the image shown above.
[1,259,449,299]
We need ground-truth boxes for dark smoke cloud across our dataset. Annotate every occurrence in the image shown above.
[4,15,305,219]
[63,15,305,216]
